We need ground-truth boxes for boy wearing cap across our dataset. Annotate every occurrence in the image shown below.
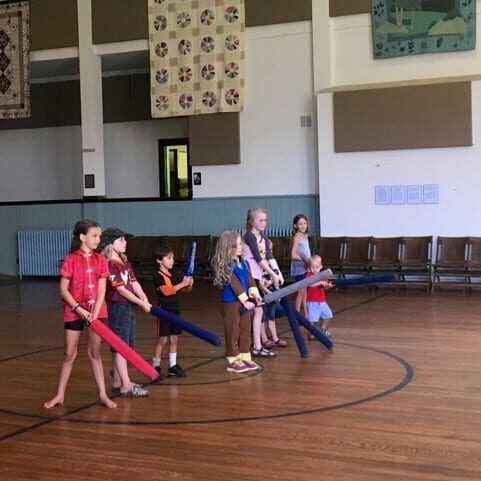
[100,228,151,398]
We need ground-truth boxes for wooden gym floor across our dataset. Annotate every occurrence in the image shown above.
[1,279,481,481]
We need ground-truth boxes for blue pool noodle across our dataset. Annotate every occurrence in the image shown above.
[280,297,309,358]
[294,310,334,350]
[150,306,221,347]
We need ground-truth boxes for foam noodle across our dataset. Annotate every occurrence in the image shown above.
[294,310,333,350]
[263,269,333,304]
[186,241,196,277]
[150,306,222,347]
[280,297,308,358]
[333,273,397,287]
[89,319,159,381]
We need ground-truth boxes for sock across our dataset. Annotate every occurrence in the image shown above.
[152,357,160,367]
[169,352,177,367]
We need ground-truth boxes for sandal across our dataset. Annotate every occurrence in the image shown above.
[252,347,277,357]
[273,338,287,347]
[262,339,275,348]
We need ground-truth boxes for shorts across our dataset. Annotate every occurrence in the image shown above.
[108,302,136,352]
[64,319,86,331]
[262,302,277,322]
[157,308,183,337]
[262,302,286,321]
[307,301,333,323]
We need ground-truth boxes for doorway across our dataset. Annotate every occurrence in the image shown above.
[158,138,192,200]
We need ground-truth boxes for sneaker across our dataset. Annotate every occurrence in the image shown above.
[120,384,149,398]
[226,360,250,373]
[168,364,187,377]
[153,366,165,381]
[242,359,261,371]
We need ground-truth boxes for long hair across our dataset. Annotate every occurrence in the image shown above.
[212,231,241,287]
[101,243,127,262]
[70,219,100,252]
[245,207,266,231]
[292,214,309,235]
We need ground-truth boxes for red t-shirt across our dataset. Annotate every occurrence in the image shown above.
[60,249,109,321]
[106,258,137,303]
[306,271,327,302]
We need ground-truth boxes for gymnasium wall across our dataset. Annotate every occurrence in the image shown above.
[314,1,481,238]
[0,195,319,276]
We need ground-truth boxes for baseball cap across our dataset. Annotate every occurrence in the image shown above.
[100,227,132,249]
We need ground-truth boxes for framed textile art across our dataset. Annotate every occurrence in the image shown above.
[371,0,476,58]
[148,0,245,118]
[0,0,30,118]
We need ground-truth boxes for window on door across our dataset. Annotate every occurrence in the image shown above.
[158,138,192,200]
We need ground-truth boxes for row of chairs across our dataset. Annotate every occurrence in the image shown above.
[269,236,432,289]
[125,234,481,290]
[126,235,216,279]
[302,235,481,291]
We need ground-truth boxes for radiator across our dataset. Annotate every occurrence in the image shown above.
[18,230,71,278]
[232,227,292,237]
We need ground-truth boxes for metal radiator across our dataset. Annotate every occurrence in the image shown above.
[18,230,71,278]
[232,227,292,237]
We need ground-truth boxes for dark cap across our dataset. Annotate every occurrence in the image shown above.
[100,227,132,250]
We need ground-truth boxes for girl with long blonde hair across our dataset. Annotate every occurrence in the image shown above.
[212,231,262,373]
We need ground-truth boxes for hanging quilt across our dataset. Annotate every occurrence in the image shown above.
[0,0,29,119]
[148,0,245,118]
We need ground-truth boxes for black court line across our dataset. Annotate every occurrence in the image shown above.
[0,292,407,439]
[62,342,413,426]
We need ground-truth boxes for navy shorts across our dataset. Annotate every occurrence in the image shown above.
[64,319,86,331]
[108,302,136,352]
[157,309,183,337]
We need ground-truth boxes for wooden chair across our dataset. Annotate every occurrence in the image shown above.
[465,237,481,286]
[432,236,469,289]
[314,236,344,274]
[125,236,145,268]
[398,236,433,290]
[368,237,401,272]
[203,236,219,281]
[340,236,371,277]
[269,236,290,278]
[137,236,164,278]
[183,235,213,280]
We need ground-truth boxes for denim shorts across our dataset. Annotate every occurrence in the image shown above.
[108,302,136,352]
[262,301,285,321]
[307,301,333,323]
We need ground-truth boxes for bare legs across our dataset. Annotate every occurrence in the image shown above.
[251,306,263,351]
[44,327,116,409]
[295,287,307,317]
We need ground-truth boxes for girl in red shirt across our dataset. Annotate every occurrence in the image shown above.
[44,219,116,409]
